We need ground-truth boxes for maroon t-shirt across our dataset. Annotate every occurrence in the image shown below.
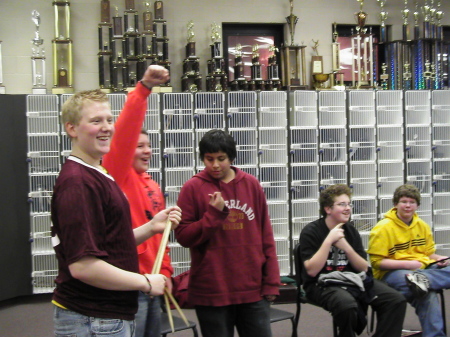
[51,156,139,320]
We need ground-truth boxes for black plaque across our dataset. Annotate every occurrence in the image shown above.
[113,16,123,36]
[143,11,152,32]
[154,1,164,19]
[125,0,135,10]
[100,0,110,23]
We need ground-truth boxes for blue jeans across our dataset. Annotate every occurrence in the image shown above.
[195,299,272,337]
[383,265,450,337]
[53,305,135,337]
[134,292,161,337]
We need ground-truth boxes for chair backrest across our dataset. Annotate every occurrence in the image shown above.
[293,242,304,287]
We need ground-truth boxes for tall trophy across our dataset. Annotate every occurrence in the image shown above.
[401,0,410,41]
[267,45,281,91]
[230,43,247,91]
[248,44,264,91]
[141,1,154,71]
[52,0,74,94]
[150,0,172,92]
[181,20,202,92]
[206,22,227,92]
[351,0,374,88]
[0,41,4,94]
[281,0,307,90]
[111,6,126,91]
[31,10,47,94]
[331,23,344,89]
[123,0,140,91]
[378,0,388,43]
[98,0,113,92]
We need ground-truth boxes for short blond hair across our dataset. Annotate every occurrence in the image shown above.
[61,89,109,126]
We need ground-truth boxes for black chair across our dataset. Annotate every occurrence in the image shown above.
[293,242,338,337]
[269,306,297,337]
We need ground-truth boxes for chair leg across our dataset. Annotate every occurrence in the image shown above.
[290,316,297,337]
[193,326,199,337]
[294,300,301,333]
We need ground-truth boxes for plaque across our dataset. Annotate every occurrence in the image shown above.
[101,0,110,23]
[154,1,164,19]
[125,0,135,10]
[113,7,123,37]
[143,2,153,32]
[311,40,323,74]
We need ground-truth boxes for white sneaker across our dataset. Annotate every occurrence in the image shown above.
[405,272,430,298]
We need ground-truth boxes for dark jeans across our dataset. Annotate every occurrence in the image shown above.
[195,299,272,337]
[307,279,407,337]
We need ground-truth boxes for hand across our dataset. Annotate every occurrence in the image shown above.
[265,295,276,302]
[141,65,170,88]
[436,256,450,268]
[151,206,182,234]
[209,192,225,211]
[327,223,345,245]
[145,274,167,296]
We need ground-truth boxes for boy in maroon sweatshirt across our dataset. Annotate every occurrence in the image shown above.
[175,129,280,337]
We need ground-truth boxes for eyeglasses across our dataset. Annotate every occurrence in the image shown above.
[333,202,353,208]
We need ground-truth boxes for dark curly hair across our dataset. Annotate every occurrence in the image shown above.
[319,184,352,218]
[199,129,236,162]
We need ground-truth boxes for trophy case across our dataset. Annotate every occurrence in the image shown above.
[52,0,74,94]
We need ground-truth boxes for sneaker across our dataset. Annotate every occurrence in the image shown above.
[405,272,430,298]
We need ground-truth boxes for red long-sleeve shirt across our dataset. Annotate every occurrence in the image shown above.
[102,82,172,277]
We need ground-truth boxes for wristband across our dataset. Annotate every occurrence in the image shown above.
[139,80,152,90]
[143,274,152,295]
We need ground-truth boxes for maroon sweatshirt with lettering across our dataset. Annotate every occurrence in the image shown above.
[175,167,280,306]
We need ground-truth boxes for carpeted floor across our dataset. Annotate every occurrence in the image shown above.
[0,291,445,336]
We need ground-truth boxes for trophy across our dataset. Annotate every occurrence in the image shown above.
[435,0,444,40]
[267,45,281,91]
[181,21,202,92]
[351,0,374,88]
[281,0,307,90]
[402,0,410,41]
[206,22,227,92]
[378,0,389,42]
[123,0,140,91]
[0,41,5,94]
[413,0,420,39]
[111,6,126,91]
[149,0,171,92]
[141,2,154,61]
[98,0,113,92]
[31,10,47,94]
[286,0,298,46]
[248,44,264,91]
[403,62,412,89]
[422,0,431,39]
[230,43,247,91]
[311,40,329,89]
[331,23,344,89]
[52,0,74,94]
[380,63,389,90]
